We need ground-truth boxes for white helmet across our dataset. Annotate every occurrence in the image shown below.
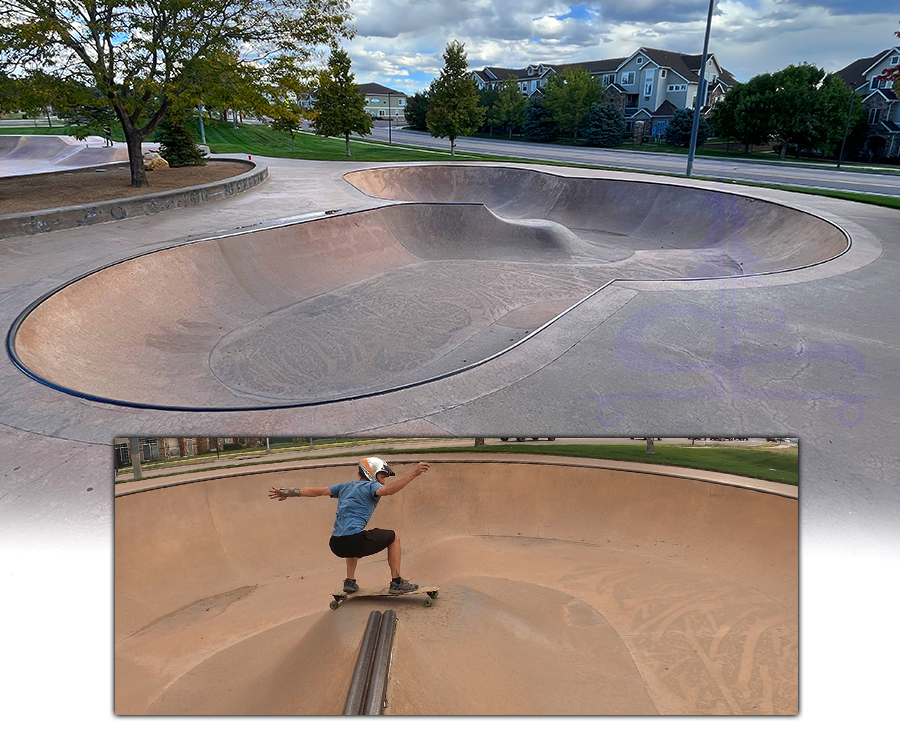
[359,456,395,481]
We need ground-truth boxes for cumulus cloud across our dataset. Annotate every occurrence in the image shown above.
[339,1,898,94]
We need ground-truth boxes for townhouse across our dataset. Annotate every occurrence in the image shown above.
[298,83,408,122]
[833,47,900,161]
[472,47,737,135]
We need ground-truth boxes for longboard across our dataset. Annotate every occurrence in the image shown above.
[330,586,439,609]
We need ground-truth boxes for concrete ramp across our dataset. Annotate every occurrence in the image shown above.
[114,457,798,715]
[0,134,144,176]
[11,166,849,410]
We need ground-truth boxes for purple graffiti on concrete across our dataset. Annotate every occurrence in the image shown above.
[581,182,870,428]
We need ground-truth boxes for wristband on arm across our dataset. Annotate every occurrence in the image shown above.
[278,488,302,498]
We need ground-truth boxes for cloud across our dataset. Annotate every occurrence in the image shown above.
[340,1,898,94]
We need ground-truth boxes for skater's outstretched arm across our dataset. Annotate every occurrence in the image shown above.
[375,462,430,496]
[268,486,332,501]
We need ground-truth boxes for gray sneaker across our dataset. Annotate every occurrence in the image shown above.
[389,576,419,594]
[343,578,359,593]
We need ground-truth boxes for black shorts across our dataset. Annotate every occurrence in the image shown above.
[329,528,396,559]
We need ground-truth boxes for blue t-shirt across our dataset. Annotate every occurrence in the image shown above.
[329,480,382,536]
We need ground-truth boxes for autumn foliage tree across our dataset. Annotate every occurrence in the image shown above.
[0,0,353,186]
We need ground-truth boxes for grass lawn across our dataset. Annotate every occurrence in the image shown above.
[4,120,897,209]
[115,441,798,487]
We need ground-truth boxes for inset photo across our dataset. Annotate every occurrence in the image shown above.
[114,436,798,715]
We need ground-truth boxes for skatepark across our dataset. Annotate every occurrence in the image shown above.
[1,135,897,726]
[114,454,798,715]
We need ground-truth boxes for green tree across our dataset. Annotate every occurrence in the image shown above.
[813,75,866,157]
[191,46,272,129]
[404,89,431,131]
[522,97,558,142]
[271,103,306,153]
[492,76,526,139]
[580,102,625,147]
[312,48,372,158]
[426,40,485,155]
[0,0,353,187]
[708,84,741,150]
[154,108,206,167]
[542,68,601,141]
[478,85,500,135]
[664,108,710,147]
[763,64,826,160]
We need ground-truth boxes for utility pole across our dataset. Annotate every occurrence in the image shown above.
[129,437,143,480]
[686,0,716,178]
[388,91,392,144]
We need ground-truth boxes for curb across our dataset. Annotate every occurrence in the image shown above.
[0,157,268,239]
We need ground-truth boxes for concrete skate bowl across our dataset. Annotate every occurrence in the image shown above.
[345,165,848,274]
[9,167,848,410]
[114,457,799,715]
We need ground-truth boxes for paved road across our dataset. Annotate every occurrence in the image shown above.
[358,124,900,198]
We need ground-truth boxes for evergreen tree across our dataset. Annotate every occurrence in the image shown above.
[523,97,558,142]
[664,108,710,147]
[312,48,372,158]
[426,41,485,155]
[155,108,206,166]
[404,89,430,131]
[492,75,526,139]
[580,102,625,147]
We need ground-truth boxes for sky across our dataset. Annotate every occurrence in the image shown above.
[336,1,900,94]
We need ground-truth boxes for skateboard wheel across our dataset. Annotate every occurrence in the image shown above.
[329,600,340,610]
[424,598,433,607]
[427,590,439,599]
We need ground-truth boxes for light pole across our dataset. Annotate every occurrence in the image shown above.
[387,91,392,144]
[686,0,716,178]
[837,85,857,169]
[197,105,207,145]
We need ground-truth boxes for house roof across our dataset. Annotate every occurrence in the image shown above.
[863,88,898,103]
[636,48,702,83]
[557,58,626,75]
[653,99,679,117]
[834,50,896,89]
[881,120,900,133]
[358,83,404,96]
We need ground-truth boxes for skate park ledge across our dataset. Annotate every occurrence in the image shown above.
[0,157,267,240]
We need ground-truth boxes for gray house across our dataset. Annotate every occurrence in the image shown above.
[472,47,737,134]
[834,47,900,160]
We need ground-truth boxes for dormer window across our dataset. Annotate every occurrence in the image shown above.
[636,56,644,66]
[891,55,899,65]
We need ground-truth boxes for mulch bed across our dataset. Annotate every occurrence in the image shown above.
[0,160,254,215]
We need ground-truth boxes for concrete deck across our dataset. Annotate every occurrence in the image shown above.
[115,456,798,715]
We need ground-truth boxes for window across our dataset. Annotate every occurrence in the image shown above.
[398,98,404,106]
[602,73,615,86]
[891,55,899,65]
[869,107,881,124]
[370,97,380,103]
[660,69,667,78]
[636,56,644,65]
[622,71,635,85]
[667,84,687,92]
[644,81,653,97]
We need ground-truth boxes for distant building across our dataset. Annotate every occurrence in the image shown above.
[833,47,900,160]
[358,83,407,121]
[297,83,408,123]
[471,47,737,135]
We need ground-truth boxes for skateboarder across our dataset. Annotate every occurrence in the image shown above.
[268,458,430,595]
[102,124,112,147]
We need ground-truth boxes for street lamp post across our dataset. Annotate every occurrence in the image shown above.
[837,85,857,169]
[686,0,716,178]
[387,91,392,144]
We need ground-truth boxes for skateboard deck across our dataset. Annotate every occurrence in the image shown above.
[330,586,439,609]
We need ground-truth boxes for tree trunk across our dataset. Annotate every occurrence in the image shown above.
[646,438,655,455]
[508,126,512,139]
[232,107,238,129]
[474,438,485,447]
[779,142,787,160]
[120,120,149,188]
[450,137,456,156]
[46,108,52,128]
[291,133,296,153]
[345,133,351,157]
